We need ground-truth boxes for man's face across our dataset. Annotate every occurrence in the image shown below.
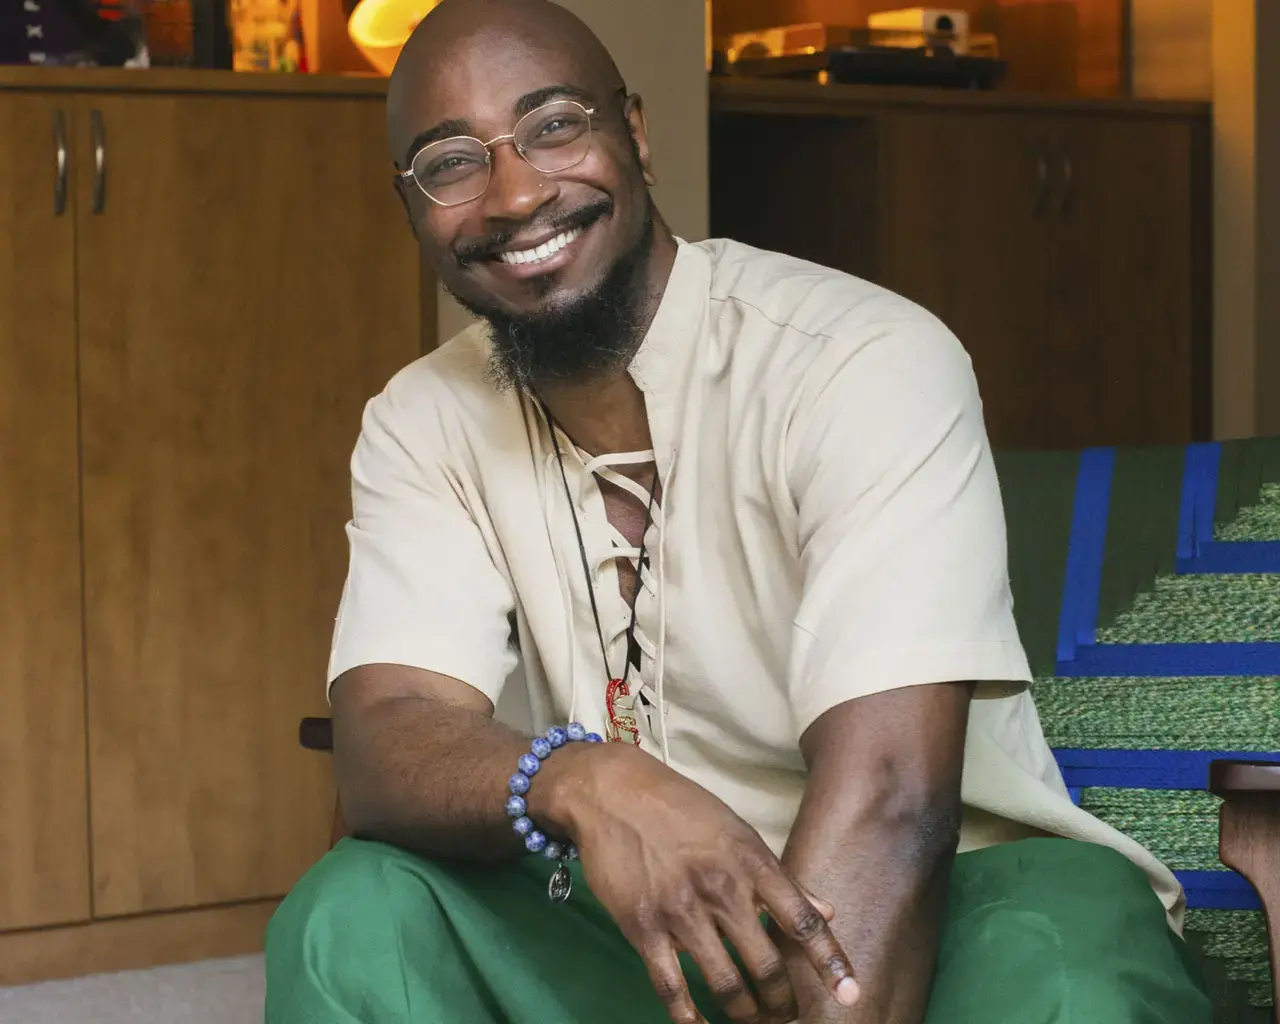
[391,33,654,322]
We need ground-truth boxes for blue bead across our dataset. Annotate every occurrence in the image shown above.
[505,795,526,818]
[508,772,530,796]
[585,732,604,743]
[525,830,547,853]
[546,726,568,748]
[566,844,580,860]
[513,816,534,836]
[543,841,563,861]
[531,737,552,760]
[517,753,540,776]
[566,722,587,742]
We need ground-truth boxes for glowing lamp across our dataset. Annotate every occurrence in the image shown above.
[347,0,438,76]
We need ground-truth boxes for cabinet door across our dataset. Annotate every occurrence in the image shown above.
[879,111,1050,449]
[75,93,422,916]
[0,93,91,929]
[1041,115,1207,447]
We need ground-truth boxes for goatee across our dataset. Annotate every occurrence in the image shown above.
[450,207,656,393]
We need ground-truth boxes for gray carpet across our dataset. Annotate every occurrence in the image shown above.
[0,954,264,1024]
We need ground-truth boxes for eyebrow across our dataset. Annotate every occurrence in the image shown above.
[401,84,599,167]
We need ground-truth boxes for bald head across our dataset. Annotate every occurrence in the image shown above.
[387,0,625,164]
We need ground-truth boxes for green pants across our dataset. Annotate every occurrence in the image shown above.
[264,836,1211,1023]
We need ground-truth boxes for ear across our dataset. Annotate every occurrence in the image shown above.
[623,93,656,186]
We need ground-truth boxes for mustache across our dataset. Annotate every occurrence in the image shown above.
[453,199,613,266]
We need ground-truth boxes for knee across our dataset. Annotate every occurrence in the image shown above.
[266,838,414,956]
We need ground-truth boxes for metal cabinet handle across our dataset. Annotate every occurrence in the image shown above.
[90,109,106,215]
[1059,153,1074,216]
[53,109,68,216]
[1033,147,1049,217]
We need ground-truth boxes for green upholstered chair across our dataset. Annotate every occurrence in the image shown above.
[301,436,1280,1020]
[996,438,1280,1022]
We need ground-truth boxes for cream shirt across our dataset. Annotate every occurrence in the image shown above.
[329,237,1185,928]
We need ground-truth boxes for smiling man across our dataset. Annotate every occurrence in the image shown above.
[262,1,1214,1022]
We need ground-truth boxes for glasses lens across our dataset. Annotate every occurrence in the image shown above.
[515,101,592,173]
[412,138,490,205]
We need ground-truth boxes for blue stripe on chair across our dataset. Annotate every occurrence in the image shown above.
[1053,749,1280,790]
[1176,442,1222,559]
[1056,642,1280,676]
[1056,448,1115,664]
[1178,871,1263,911]
[1177,540,1280,574]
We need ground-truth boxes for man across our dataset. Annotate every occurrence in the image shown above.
[265,1,1213,1021]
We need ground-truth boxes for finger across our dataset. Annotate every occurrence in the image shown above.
[714,905,797,1024]
[756,870,860,1009]
[641,933,708,1024]
[761,887,833,923]
[673,916,761,1024]
[798,885,835,922]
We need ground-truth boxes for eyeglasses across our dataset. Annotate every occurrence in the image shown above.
[397,99,600,208]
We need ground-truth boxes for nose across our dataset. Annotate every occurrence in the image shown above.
[480,141,557,222]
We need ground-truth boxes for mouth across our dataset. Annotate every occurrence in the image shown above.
[495,226,584,268]
[465,202,610,284]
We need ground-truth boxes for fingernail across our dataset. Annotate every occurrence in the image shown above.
[836,976,860,1006]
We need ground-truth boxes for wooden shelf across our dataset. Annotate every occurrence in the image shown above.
[709,75,1212,119]
[0,65,387,97]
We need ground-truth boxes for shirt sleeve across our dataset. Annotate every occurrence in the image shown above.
[326,381,518,705]
[784,309,1031,736]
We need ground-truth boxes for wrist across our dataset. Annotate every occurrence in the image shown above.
[530,738,620,841]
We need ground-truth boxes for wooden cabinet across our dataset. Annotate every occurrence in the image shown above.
[0,93,91,933]
[709,79,1212,451]
[0,70,425,977]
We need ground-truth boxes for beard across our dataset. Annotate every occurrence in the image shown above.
[448,203,656,394]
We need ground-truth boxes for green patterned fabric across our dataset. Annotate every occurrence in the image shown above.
[995,439,1280,1024]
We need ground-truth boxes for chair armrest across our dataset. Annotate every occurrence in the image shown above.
[299,716,334,752]
[1209,759,1280,1011]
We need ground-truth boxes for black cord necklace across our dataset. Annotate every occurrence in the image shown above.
[541,401,659,745]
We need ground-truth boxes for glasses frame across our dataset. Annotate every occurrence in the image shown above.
[397,98,600,208]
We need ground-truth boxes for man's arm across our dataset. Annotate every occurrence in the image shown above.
[330,662,599,861]
[780,682,972,1024]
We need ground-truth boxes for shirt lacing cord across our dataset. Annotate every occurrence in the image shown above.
[545,431,674,764]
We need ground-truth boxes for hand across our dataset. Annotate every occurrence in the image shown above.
[548,745,860,1024]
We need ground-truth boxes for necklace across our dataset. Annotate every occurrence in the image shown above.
[542,402,659,745]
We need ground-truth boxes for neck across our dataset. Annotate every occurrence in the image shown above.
[536,225,677,456]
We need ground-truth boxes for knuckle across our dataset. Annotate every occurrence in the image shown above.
[791,906,827,942]
[651,972,687,1005]
[707,971,747,1003]
[750,955,788,990]
[696,864,739,905]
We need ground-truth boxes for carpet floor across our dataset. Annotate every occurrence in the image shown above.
[0,954,264,1024]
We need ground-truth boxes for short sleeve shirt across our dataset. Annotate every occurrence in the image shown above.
[329,238,1185,926]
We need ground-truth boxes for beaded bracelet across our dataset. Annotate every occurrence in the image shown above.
[505,721,603,902]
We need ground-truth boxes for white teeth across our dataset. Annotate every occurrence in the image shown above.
[499,227,582,266]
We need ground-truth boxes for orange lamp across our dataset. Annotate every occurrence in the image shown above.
[347,0,438,75]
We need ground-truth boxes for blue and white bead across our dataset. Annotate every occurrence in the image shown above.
[507,723,593,868]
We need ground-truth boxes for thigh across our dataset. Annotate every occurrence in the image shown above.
[925,838,1212,1024]
[265,838,731,1024]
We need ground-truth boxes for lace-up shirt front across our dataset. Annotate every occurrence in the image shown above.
[327,237,1186,927]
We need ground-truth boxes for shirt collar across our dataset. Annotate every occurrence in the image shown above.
[627,237,711,475]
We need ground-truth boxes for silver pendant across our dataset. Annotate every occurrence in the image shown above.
[548,862,573,903]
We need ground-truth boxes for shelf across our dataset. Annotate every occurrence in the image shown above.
[0,65,387,97]
[709,75,1212,120]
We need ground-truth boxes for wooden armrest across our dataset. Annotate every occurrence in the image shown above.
[299,716,333,752]
[1209,759,1280,1011]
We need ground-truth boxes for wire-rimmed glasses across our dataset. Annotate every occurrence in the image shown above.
[397,99,599,207]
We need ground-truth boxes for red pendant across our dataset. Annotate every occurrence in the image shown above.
[605,677,642,746]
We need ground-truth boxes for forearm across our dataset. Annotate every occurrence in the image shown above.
[783,686,970,1023]
[783,794,959,1023]
[332,692,590,863]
